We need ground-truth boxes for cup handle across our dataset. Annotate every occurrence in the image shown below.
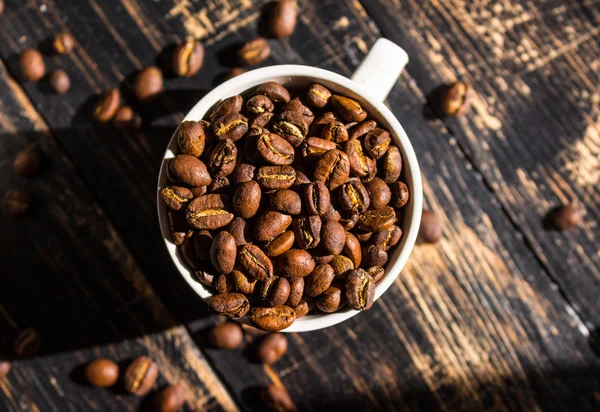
[350,38,409,103]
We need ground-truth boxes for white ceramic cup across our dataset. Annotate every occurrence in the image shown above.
[157,38,422,333]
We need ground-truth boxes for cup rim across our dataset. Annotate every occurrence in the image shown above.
[157,64,423,332]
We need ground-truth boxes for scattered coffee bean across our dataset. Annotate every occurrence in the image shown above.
[232,163,256,185]
[257,333,288,364]
[330,255,354,278]
[256,82,291,103]
[264,231,295,257]
[215,273,235,294]
[418,210,442,244]
[314,149,350,190]
[0,1,5,16]
[176,121,205,157]
[209,293,250,318]
[322,121,349,143]
[210,322,244,349]
[257,165,296,190]
[238,244,274,281]
[186,194,233,230]
[331,95,367,122]
[247,94,275,115]
[231,269,257,294]
[548,204,582,231]
[168,211,191,245]
[381,145,402,183]
[173,37,204,77]
[359,206,396,232]
[124,356,158,396]
[285,277,304,307]
[48,70,70,94]
[209,139,238,177]
[346,269,375,311]
[84,358,119,388]
[254,210,293,242]
[260,276,291,307]
[4,189,31,215]
[13,147,43,177]
[210,95,243,122]
[339,180,370,214]
[249,306,296,332]
[93,88,121,122]
[19,49,45,82]
[368,266,385,283]
[12,327,41,357]
[170,155,212,187]
[152,384,186,412]
[239,37,271,65]
[134,66,163,101]
[233,181,261,219]
[440,81,473,116]
[362,244,388,268]
[210,231,237,274]
[316,286,342,313]
[262,384,297,412]
[364,128,391,159]
[293,299,311,319]
[390,181,410,208]
[278,249,315,278]
[258,132,295,165]
[270,190,301,215]
[270,0,298,38]
[293,215,321,249]
[304,181,330,216]
[113,106,142,131]
[343,231,362,268]
[306,84,331,108]
[52,33,75,54]
[0,361,11,380]
[161,186,193,211]
[365,178,391,209]
[305,264,335,297]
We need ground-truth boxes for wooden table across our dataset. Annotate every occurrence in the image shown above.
[1,0,599,410]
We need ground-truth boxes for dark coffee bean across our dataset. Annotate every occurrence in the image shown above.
[282,97,314,124]
[331,95,367,122]
[381,145,402,183]
[256,82,290,103]
[186,194,233,230]
[344,138,370,177]
[13,328,41,357]
[176,120,206,157]
[309,112,337,136]
[226,218,252,247]
[168,211,192,246]
[258,132,295,165]
[134,66,163,101]
[365,177,391,209]
[316,286,342,313]
[264,231,295,257]
[548,204,582,231]
[208,176,232,194]
[238,244,274,281]
[233,181,261,219]
[270,0,298,37]
[249,306,296,332]
[93,88,121,122]
[250,112,275,129]
[4,189,31,215]
[256,166,296,190]
[322,121,349,143]
[260,276,291,307]
[231,270,257,294]
[49,70,70,94]
[19,49,45,82]
[84,359,119,388]
[305,264,335,297]
[113,106,142,131]
[124,357,158,396]
[160,185,193,211]
[181,237,201,269]
[278,249,315,278]
[354,230,372,242]
[209,139,238,178]
[441,82,473,116]
[362,244,388,268]
[270,190,302,215]
[293,170,311,186]
[254,210,293,241]
[418,210,442,244]
[368,266,385,283]
[225,67,246,80]
[344,231,362,268]
[339,180,370,214]
[210,95,244,123]
[293,299,311,319]
[358,206,396,232]
[304,181,330,216]
[209,293,250,318]
[192,270,214,287]
[215,273,235,294]
[312,246,335,264]
[320,221,345,255]
[306,84,331,108]
[364,128,391,159]
[339,212,359,230]
[13,147,43,177]
[239,37,271,65]
[52,33,75,54]
[323,203,341,222]
[390,181,410,208]
[302,137,338,161]
[193,230,213,260]
[152,384,186,412]
[286,277,304,307]
[314,149,350,191]
[247,94,274,115]
[173,37,204,77]
[213,113,248,142]
[257,333,288,366]
[0,361,11,380]
[209,322,243,349]
[345,269,375,311]
[233,163,256,185]
[293,215,321,249]
[330,255,354,278]
[348,120,377,140]
[273,111,308,147]
[210,231,237,274]
[372,225,402,250]
[170,155,212,187]
[363,156,378,182]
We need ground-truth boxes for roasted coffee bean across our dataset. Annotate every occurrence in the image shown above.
[344,231,362,268]
[312,246,335,264]
[93,88,121,122]
[381,145,402,183]
[13,328,41,357]
[231,270,257,294]
[173,37,204,77]
[293,215,321,249]
[192,270,215,286]
[264,231,295,257]
[282,97,314,124]
[249,306,296,332]
[320,221,345,255]
[176,121,205,157]
[310,112,337,136]
[365,178,391,209]
[339,212,359,230]
[49,70,70,94]
[364,128,391,160]
[210,322,243,349]
[364,156,378,182]
[239,37,271,65]
[20,49,45,82]
[233,181,261,218]
[215,273,235,294]
[346,269,375,311]
[257,132,295,165]
[186,194,233,230]
[302,137,338,161]
[441,81,472,116]
[124,357,158,396]
[338,179,370,214]
[169,211,191,245]
[316,286,342,313]
[348,120,377,140]
[243,127,263,163]
[152,385,186,412]
[191,186,207,197]
[367,266,385,283]
[256,82,290,103]
[210,231,237,274]
[257,333,288,365]
[306,84,331,108]
[273,111,308,147]
[208,176,232,194]
[209,139,237,178]
[233,163,256,185]
[278,249,315,278]
[262,384,297,412]
[209,293,250,317]
[213,113,248,142]
[161,186,193,211]
[181,237,201,270]
[390,181,410,208]
[270,190,302,215]
[260,276,291,307]
[314,149,350,191]
[293,299,311,319]
[84,359,119,388]
[548,204,582,231]
[0,361,11,380]
[305,264,335,297]
[331,95,367,122]
[238,244,274,281]
[225,67,246,80]
[254,210,293,241]
[294,170,311,186]
[418,210,442,244]
[52,33,75,54]
[323,203,341,222]
[250,112,275,129]
[359,206,396,232]
[170,155,212,186]
[270,0,298,38]
[354,230,372,242]
[344,138,370,177]
[362,245,388,268]
[322,121,349,143]
[3,189,31,215]
[247,94,274,115]
[257,165,296,190]
[286,277,304,307]
[210,95,243,122]
[113,106,142,131]
[304,181,330,216]
[134,66,163,101]
[13,147,43,177]
[372,225,402,250]
[330,255,354,278]
[193,230,213,260]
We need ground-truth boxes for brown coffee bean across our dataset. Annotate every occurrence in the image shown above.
[441,82,473,116]
[249,306,296,332]
[238,244,274,281]
[282,97,314,124]
[257,333,288,365]
[323,203,341,223]
[52,33,75,54]
[250,112,275,129]
[176,121,206,157]
[548,204,582,231]
[191,186,207,197]
[210,95,243,122]
[390,181,410,208]
[256,82,291,103]
[381,145,402,183]
[19,49,45,82]
[233,163,256,185]
[359,206,396,232]
[294,170,311,186]
[344,138,370,177]
[186,194,233,230]
[247,94,274,115]
[210,231,237,274]
[210,322,243,349]
[124,357,158,396]
[209,139,237,178]
[48,70,70,94]
[225,67,246,80]
[331,95,367,122]
[345,269,375,311]
[286,277,304,307]
[209,293,250,318]
[160,185,193,211]
[181,236,201,270]
[260,276,291,307]
[213,113,248,142]
[152,384,186,412]
[365,177,391,209]
[12,327,41,358]
[314,149,350,191]
[330,255,354,278]
[312,246,335,264]
[418,210,442,244]
[273,111,308,147]
[354,230,372,242]
[239,37,271,65]
[362,244,388,268]
[278,249,315,278]
[134,66,163,101]
[344,232,362,267]
[293,299,311,319]
[93,88,121,122]
[170,155,211,187]
[231,270,257,294]
[257,165,296,190]
[303,181,330,216]
[254,210,293,241]
[173,37,204,77]
[113,106,142,131]
[4,189,31,215]
[372,225,402,250]
[84,359,119,388]
[0,361,11,380]
[215,273,235,294]
[305,264,335,297]
[269,0,298,37]
[293,215,321,249]
[258,132,295,165]
[192,270,215,287]
[316,286,342,313]
[338,179,370,214]
[348,120,377,140]
[368,266,385,283]
[321,121,349,143]
[339,212,359,230]
[233,181,261,219]
[302,137,338,161]
[320,221,345,255]
[270,190,302,215]
[208,176,232,194]
[193,230,213,260]
[168,211,191,246]
[306,84,331,108]
[310,112,337,136]
[364,128,391,159]
[264,231,295,257]
[13,147,43,177]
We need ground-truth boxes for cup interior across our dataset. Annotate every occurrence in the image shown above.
[157,65,422,332]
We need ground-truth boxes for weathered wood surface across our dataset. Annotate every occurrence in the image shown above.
[0,0,598,411]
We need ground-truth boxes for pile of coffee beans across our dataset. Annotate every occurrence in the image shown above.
[161,81,411,331]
